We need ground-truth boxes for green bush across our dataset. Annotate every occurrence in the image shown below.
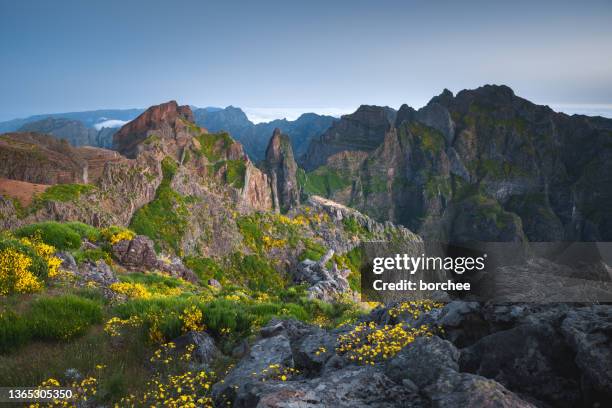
[72,248,110,264]
[0,234,49,282]
[27,295,103,341]
[15,221,82,250]
[64,222,101,242]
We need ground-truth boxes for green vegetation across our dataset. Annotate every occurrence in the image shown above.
[15,221,82,251]
[35,183,95,203]
[300,165,351,196]
[183,256,224,282]
[225,159,246,189]
[409,122,445,153]
[130,157,188,254]
[193,132,234,162]
[0,295,102,353]
[0,234,49,282]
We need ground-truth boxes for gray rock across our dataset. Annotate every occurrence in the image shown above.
[385,336,459,388]
[460,323,581,407]
[560,305,612,402]
[437,301,489,347]
[293,250,351,302]
[112,235,158,269]
[235,365,424,408]
[56,251,77,272]
[207,278,222,289]
[172,331,219,367]
[427,370,536,408]
[212,333,294,405]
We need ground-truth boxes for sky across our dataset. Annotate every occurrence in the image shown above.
[1,0,611,122]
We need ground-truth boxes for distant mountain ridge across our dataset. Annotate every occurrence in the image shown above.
[193,106,337,162]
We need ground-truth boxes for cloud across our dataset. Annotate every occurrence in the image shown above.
[243,107,355,124]
[94,119,129,130]
[549,104,612,118]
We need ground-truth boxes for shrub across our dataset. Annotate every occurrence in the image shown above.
[0,236,48,295]
[229,253,285,292]
[15,221,81,250]
[64,222,102,242]
[202,299,252,338]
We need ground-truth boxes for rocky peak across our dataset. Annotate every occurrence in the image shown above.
[113,100,196,158]
[302,105,395,171]
[264,128,300,212]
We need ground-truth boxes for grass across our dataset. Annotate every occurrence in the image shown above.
[0,294,103,353]
[130,157,188,254]
[300,166,351,197]
[34,183,95,203]
[194,132,234,162]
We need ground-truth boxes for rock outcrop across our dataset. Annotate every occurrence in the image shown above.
[264,128,300,212]
[113,100,196,158]
[294,249,352,301]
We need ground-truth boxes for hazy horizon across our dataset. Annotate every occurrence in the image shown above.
[1,0,611,122]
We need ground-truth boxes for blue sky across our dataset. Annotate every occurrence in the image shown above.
[1,0,611,121]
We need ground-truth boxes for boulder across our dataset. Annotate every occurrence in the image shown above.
[172,331,219,367]
[560,305,612,403]
[385,335,535,408]
[235,365,424,408]
[460,323,581,407]
[212,333,293,405]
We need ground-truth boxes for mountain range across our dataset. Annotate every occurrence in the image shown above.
[0,106,337,163]
[0,88,611,407]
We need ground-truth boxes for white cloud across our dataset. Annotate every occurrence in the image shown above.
[549,104,612,118]
[94,119,129,130]
[243,107,355,124]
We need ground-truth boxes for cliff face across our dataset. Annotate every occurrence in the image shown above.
[302,105,396,171]
[301,85,612,242]
[113,101,196,158]
[264,128,300,212]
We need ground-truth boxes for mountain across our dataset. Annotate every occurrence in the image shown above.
[193,106,337,162]
[17,117,117,148]
[0,108,143,134]
[299,85,612,243]
[1,97,611,408]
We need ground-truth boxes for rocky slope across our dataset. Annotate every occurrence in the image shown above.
[301,85,612,242]
[194,106,336,162]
